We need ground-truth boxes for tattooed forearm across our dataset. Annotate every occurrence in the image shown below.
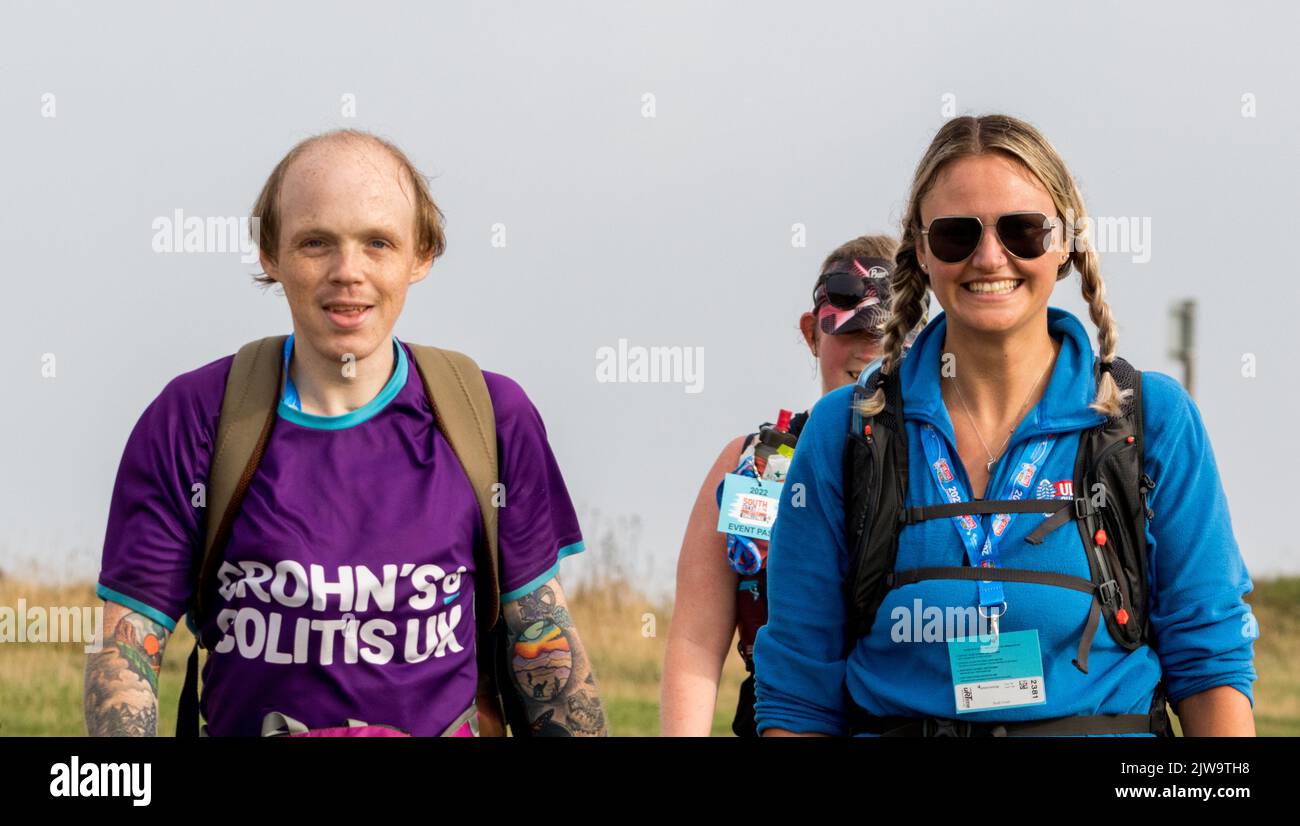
[84,601,169,736]
[503,579,608,736]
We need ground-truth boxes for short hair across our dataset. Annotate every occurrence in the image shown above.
[250,129,446,286]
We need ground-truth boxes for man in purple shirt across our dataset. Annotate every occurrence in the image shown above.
[83,129,605,737]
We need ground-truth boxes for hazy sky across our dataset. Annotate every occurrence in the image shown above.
[2,1,1297,597]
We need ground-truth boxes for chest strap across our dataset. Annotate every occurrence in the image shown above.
[849,709,1155,737]
[886,566,1108,674]
[899,498,1067,525]
[901,498,1095,548]
[848,681,1173,737]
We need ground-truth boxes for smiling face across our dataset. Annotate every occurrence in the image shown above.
[819,327,883,389]
[917,152,1067,339]
[259,137,433,364]
[799,312,883,394]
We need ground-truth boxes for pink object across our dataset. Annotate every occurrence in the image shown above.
[289,725,409,737]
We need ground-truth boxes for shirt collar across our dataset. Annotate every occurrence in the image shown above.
[278,333,407,430]
[898,306,1106,445]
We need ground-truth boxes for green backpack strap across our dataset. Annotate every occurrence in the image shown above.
[405,345,514,736]
[406,346,501,629]
[178,335,285,737]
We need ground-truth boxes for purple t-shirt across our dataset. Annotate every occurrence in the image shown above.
[96,336,585,736]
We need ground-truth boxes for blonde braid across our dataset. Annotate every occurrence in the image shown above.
[853,241,929,419]
[1076,246,1127,416]
[856,113,1135,421]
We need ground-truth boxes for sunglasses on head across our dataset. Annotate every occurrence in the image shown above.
[920,211,1061,264]
[814,258,891,311]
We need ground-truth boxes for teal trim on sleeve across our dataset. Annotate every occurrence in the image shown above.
[96,584,179,633]
[278,335,407,430]
[500,540,587,603]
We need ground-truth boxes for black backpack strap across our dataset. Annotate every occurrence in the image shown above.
[903,499,1069,525]
[789,410,810,438]
[849,684,1174,737]
[1060,356,1162,682]
[842,356,1173,733]
[848,706,1159,737]
[887,566,1096,594]
[1024,496,1099,545]
[843,367,908,641]
[177,644,203,737]
[1077,358,1149,633]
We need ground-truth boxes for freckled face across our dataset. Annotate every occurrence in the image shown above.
[260,140,432,363]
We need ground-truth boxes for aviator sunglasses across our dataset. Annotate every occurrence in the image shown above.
[921,211,1061,264]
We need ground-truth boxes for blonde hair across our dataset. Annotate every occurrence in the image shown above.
[855,114,1125,419]
[819,233,899,275]
[250,129,446,286]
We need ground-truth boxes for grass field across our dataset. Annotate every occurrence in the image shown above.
[1,574,1294,736]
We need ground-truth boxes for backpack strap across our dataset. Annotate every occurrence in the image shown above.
[405,346,501,631]
[841,355,1172,734]
[1014,357,1149,675]
[179,338,518,737]
[1066,357,1153,668]
[405,344,515,737]
[178,335,285,737]
[843,365,909,641]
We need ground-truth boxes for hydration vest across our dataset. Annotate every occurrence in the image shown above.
[718,411,808,737]
[841,358,1174,736]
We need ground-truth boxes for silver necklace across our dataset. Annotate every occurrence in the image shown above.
[949,351,1054,473]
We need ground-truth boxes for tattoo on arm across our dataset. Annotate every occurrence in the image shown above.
[84,607,169,736]
[503,581,608,736]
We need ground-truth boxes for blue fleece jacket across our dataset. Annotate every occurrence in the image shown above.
[752,307,1257,735]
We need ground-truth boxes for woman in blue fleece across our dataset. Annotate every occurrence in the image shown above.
[753,114,1257,737]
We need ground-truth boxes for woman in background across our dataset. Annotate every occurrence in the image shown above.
[661,234,911,736]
